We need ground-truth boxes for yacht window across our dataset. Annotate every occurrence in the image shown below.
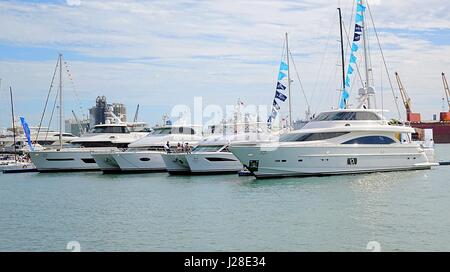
[91,126,129,134]
[280,132,349,142]
[177,127,196,135]
[313,111,380,121]
[151,128,172,135]
[193,145,223,152]
[342,136,396,145]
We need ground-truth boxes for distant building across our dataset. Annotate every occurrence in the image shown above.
[65,118,90,137]
[89,96,127,127]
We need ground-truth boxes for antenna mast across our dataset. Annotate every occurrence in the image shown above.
[59,53,63,149]
[338,8,346,108]
[286,32,292,130]
[9,87,17,162]
[361,0,374,109]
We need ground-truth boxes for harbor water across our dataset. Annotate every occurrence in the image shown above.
[1,145,449,252]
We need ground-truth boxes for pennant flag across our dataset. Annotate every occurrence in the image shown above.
[350,53,357,64]
[276,82,286,91]
[267,116,272,125]
[356,13,364,23]
[347,65,354,75]
[20,117,34,151]
[345,75,351,87]
[353,33,361,42]
[278,71,287,81]
[342,89,350,99]
[271,109,278,119]
[355,24,362,33]
[357,4,366,13]
[351,43,359,52]
[339,89,350,109]
[279,62,288,71]
[275,91,287,102]
[273,100,281,110]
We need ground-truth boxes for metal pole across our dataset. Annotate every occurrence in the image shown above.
[361,0,371,108]
[9,87,17,162]
[338,8,346,108]
[286,32,292,130]
[59,53,63,149]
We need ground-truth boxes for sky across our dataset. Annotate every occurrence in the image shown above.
[0,0,449,130]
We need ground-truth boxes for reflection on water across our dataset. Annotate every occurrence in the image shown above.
[0,145,449,251]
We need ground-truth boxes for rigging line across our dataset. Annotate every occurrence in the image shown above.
[366,1,402,119]
[64,61,85,119]
[309,10,336,112]
[288,49,311,115]
[45,87,59,141]
[35,58,59,142]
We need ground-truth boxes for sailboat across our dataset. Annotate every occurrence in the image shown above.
[229,0,437,178]
[1,87,36,173]
[29,54,148,172]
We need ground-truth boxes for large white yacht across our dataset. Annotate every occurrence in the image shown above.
[29,123,148,172]
[92,125,203,173]
[229,109,437,178]
[162,133,277,175]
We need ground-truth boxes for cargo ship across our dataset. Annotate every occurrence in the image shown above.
[396,72,450,143]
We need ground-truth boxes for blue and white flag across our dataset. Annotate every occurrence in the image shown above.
[273,100,281,110]
[357,4,366,13]
[275,91,287,102]
[276,82,286,91]
[355,24,362,33]
[278,71,287,81]
[351,43,359,52]
[350,53,357,64]
[356,13,364,23]
[353,33,361,42]
[19,116,34,151]
[347,65,354,75]
[279,62,288,71]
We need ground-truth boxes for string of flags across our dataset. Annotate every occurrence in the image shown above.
[267,58,289,128]
[339,0,366,109]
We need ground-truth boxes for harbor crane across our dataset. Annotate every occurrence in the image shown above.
[442,73,450,111]
[395,72,412,114]
[395,72,420,122]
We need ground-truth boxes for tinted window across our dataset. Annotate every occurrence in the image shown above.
[280,132,349,142]
[193,145,223,152]
[342,136,395,145]
[91,126,129,134]
[314,111,380,121]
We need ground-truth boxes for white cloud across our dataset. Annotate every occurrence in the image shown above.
[0,0,449,126]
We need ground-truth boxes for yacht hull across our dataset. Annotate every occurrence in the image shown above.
[91,152,121,173]
[29,149,104,172]
[161,153,190,174]
[230,144,436,178]
[184,152,242,174]
[113,151,166,172]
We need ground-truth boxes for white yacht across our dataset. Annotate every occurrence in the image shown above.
[162,133,277,175]
[93,125,203,173]
[229,109,437,178]
[29,123,148,172]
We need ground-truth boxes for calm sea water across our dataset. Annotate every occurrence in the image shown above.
[1,145,449,252]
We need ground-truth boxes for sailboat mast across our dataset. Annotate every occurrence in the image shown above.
[59,53,63,149]
[338,8,346,108]
[361,0,372,108]
[286,32,292,130]
[9,87,17,162]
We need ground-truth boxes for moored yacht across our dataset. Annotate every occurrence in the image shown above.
[162,133,277,175]
[230,109,437,178]
[96,125,203,173]
[29,123,148,172]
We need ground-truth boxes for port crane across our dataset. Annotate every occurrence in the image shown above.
[395,72,413,114]
[442,73,450,111]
